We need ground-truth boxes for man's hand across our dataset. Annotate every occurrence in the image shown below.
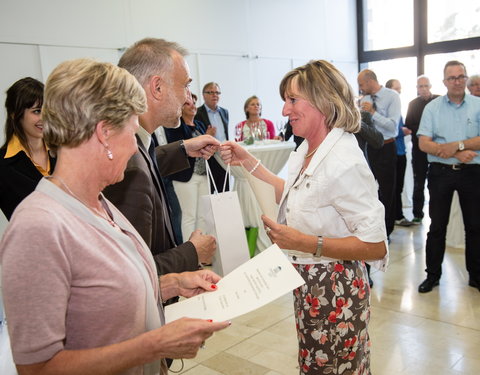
[402,127,412,136]
[206,125,217,137]
[184,135,220,160]
[436,142,459,159]
[189,230,216,264]
[455,150,477,163]
[361,101,375,114]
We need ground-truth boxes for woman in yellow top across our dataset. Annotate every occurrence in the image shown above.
[0,77,55,219]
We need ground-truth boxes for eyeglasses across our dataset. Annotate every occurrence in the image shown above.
[444,75,468,83]
[204,91,221,95]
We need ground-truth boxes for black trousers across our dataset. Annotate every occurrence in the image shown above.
[411,137,429,219]
[425,163,480,279]
[367,142,397,236]
[395,154,407,220]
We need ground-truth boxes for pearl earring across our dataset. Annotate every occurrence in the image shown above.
[104,143,113,160]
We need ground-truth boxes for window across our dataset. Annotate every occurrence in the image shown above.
[428,0,480,43]
[363,0,413,51]
[364,57,417,116]
[357,0,480,82]
[425,49,480,95]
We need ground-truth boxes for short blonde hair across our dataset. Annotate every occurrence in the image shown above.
[279,60,360,133]
[42,59,147,152]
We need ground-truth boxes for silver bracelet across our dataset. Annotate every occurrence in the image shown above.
[249,159,261,174]
[314,236,323,257]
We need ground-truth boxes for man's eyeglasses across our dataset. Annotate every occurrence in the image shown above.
[444,75,468,83]
[204,91,221,95]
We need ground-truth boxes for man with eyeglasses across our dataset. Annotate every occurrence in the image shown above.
[195,82,230,192]
[417,60,480,293]
[467,74,480,97]
[404,75,439,225]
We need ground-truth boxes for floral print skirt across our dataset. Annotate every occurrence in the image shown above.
[292,261,371,375]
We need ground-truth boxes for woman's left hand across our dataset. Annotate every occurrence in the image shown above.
[262,215,312,252]
[176,270,221,298]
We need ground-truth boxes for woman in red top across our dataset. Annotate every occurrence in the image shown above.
[234,95,277,141]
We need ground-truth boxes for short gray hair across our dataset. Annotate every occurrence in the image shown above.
[119,38,188,86]
[467,74,480,87]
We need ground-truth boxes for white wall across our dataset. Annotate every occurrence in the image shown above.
[0,0,358,233]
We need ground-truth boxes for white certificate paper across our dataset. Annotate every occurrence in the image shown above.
[165,244,305,323]
[244,170,279,220]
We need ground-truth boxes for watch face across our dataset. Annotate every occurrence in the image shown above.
[459,142,465,151]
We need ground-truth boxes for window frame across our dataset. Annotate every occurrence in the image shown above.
[356,0,480,74]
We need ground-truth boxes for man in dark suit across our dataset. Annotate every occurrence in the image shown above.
[104,38,219,276]
[195,82,229,192]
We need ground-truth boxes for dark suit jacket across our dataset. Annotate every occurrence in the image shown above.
[103,135,198,275]
[194,105,230,192]
[0,148,55,220]
[195,104,229,140]
[164,118,206,182]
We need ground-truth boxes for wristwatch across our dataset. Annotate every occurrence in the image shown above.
[314,236,324,257]
[458,141,465,151]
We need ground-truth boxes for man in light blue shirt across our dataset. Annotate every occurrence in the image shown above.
[358,69,401,239]
[417,60,480,293]
[196,82,229,141]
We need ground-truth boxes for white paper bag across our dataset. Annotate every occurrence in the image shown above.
[201,162,250,276]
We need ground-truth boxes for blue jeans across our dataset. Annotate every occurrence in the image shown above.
[425,163,480,279]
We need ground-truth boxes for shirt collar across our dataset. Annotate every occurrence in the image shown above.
[444,93,466,107]
[136,125,152,150]
[4,134,51,176]
[205,104,218,113]
[4,134,27,159]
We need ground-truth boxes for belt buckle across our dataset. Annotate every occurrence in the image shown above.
[452,164,461,171]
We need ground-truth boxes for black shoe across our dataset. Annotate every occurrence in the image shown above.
[468,278,480,291]
[418,278,439,293]
[368,277,374,288]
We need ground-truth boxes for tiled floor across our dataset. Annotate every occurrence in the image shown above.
[172,218,480,374]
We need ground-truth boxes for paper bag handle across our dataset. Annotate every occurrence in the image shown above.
[205,158,230,194]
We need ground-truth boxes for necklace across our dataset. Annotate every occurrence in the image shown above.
[304,145,320,159]
[47,175,117,227]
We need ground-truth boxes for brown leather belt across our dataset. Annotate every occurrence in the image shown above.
[383,138,395,144]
